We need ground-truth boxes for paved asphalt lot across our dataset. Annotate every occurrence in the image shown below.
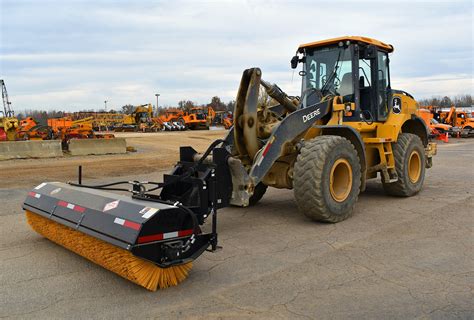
[1,139,472,319]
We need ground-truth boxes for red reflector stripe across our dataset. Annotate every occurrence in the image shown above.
[137,233,164,244]
[123,220,141,231]
[57,200,68,207]
[178,229,194,237]
[262,142,272,157]
[73,205,85,213]
[57,200,85,213]
[137,229,194,244]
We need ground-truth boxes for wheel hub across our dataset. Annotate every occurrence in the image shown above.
[329,159,353,202]
[408,150,421,183]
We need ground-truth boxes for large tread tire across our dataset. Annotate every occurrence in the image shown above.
[249,183,267,206]
[383,133,425,197]
[293,136,361,223]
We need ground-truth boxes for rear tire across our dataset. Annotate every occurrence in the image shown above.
[383,133,425,196]
[293,136,361,223]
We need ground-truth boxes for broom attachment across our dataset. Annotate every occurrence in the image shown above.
[22,143,233,290]
[26,210,192,291]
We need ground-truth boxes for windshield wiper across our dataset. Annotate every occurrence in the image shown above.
[320,49,343,95]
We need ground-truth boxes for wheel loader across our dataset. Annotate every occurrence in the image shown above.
[23,36,437,291]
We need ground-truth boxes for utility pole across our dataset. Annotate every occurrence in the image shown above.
[155,93,160,116]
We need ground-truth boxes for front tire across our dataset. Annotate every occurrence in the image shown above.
[293,136,361,223]
[383,133,425,197]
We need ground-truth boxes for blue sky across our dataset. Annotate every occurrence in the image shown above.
[1,0,472,111]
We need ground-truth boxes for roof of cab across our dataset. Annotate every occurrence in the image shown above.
[299,36,394,53]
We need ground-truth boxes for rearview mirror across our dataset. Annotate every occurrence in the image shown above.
[290,56,299,69]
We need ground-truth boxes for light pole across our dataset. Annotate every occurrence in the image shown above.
[104,100,108,112]
[155,93,160,116]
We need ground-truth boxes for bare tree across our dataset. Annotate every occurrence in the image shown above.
[178,100,195,112]
[226,100,236,112]
[208,96,226,111]
[121,104,134,114]
[418,94,471,108]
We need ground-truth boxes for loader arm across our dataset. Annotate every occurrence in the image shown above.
[249,99,331,183]
[228,68,333,206]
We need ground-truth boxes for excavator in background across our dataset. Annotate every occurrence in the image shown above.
[0,80,19,141]
[24,37,437,292]
[202,106,216,126]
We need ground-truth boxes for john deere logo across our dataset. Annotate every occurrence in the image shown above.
[302,108,321,123]
[392,97,402,114]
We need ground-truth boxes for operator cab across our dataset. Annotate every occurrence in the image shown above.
[190,108,206,120]
[293,36,393,123]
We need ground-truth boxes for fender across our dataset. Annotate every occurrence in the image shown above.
[402,115,429,146]
[313,125,367,192]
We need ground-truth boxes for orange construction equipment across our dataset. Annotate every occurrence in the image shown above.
[187,107,210,129]
[159,108,209,130]
[203,106,216,125]
[436,106,474,137]
[19,117,37,131]
[159,108,183,123]
[417,108,456,138]
[223,114,233,129]
[212,110,233,129]
[17,117,53,140]
[48,117,114,143]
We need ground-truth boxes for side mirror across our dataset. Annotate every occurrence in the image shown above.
[290,56,299,69]
[290,55,306,69]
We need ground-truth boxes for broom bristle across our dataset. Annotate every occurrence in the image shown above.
[25,210,192,291]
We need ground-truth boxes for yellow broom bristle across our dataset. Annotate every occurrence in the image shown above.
[25,210,193,291]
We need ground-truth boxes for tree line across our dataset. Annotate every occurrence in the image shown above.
[418,94,472,108]
[15,93,472,126]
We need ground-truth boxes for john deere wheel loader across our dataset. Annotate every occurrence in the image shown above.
[23,36,437,291]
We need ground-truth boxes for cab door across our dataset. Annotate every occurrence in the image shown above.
[355,45,390,122]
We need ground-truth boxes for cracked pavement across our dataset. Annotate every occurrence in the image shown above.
[0,139,473,319]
